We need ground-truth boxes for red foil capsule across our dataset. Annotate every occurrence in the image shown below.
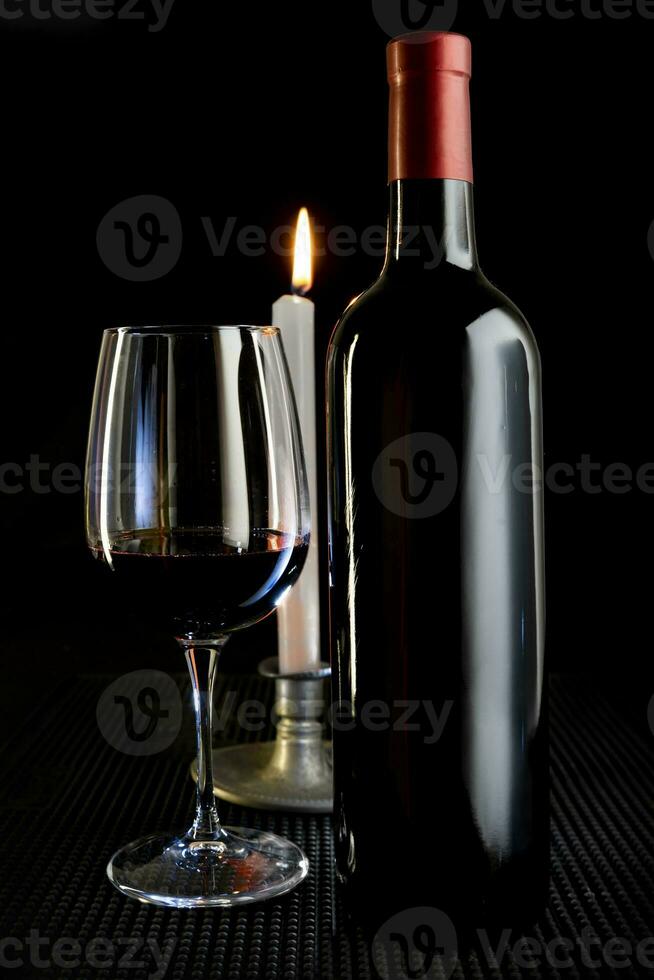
[387,31,473,184]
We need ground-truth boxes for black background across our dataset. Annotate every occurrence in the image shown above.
[1,1,653,734]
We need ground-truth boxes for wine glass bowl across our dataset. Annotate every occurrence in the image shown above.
[86,325,310,644]
[85,325,310,907]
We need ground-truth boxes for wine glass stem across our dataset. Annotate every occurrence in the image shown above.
[185,642,227,840]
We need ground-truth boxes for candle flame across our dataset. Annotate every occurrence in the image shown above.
[292,207,313,294]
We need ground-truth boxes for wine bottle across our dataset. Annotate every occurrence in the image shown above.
[327,32,547,933]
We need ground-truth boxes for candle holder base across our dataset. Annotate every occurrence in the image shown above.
[190,657,333,814]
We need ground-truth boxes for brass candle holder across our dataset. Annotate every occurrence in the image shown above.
[190,657,333,813]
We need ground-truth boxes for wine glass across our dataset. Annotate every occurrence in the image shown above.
[85,325,311,907]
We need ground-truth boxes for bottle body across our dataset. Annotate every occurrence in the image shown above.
[327,178,547,930]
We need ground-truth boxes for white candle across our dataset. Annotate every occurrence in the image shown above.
[272,208,321,674]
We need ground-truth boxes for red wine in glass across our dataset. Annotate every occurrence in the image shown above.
[93,528,309,638]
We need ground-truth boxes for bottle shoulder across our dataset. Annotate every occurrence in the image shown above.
[328,266,540,367]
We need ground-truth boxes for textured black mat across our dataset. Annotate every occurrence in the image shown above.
[1,675,653,979]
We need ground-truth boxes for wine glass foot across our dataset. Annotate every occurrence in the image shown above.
[106,827,308,908]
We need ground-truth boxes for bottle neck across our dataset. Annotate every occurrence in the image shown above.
[385,35,476,274]
[383,178,479,273]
